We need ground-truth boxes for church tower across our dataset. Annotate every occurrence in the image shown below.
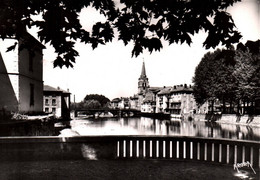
[138,61,149,95]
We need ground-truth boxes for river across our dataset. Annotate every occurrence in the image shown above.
[58,117,260,141]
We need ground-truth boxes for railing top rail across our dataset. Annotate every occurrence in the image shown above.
[0,135,259,146]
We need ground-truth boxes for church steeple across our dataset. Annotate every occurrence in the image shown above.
[140,61,147,78]
[138,60,149,95]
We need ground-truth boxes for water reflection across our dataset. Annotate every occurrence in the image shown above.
[65,117,260,141]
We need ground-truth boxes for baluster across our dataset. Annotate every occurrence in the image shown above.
[219,144,222,163]
[156,140,159,158]
[143,140,146,158]
[183,141,186,159]
[123,140,126,157]
[190,141,193,159]
[170,141,173,158]
[211,143,214,161]
[129,140,133,158]
[176,141,180,159]
[163,141,166,158]
[136,140,139,158]
[204,142,207,161]
[117,141,120,157]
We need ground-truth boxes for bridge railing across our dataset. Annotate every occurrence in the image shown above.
[0,136,259,168]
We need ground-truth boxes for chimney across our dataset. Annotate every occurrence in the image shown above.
[57,86,60,90]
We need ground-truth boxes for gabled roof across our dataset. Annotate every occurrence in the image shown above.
[44,85,70,94]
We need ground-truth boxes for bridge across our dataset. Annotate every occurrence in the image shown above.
[74,108,141,118]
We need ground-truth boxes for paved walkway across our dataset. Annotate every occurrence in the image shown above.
[0,160,258,180]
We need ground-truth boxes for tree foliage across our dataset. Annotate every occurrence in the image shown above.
[84,94,110,108]
[193,48,236,107]
[0,0,242,68]
[193,39,260,114]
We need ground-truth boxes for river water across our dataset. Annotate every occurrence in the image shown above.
[1,117,259,141]
[59,117,260,141]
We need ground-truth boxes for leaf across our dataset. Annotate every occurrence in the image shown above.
[132,42,143,57]
[53,56,64,68]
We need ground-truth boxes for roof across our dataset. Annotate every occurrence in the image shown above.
[143,92,154,103]
[158,87,172,95]
[44,85,70,94]
[171,85,193,93]
[21,31,46,50]
[148,87,163,93]
[140,61,147,78]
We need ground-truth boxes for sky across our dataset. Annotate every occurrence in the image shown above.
[39,0,260,102]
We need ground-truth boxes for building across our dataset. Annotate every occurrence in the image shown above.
[129,95,139,109]
[0,32,45,114]
[156,87,172,114]
[136,62,208,118]
[168,84,196,119]
[43,85,71,119]
[138,61,150,110]
[111,98,120,109]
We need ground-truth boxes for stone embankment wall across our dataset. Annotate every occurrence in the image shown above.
[194,114,260,126]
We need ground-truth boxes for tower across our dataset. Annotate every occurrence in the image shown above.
[138,61,149,95]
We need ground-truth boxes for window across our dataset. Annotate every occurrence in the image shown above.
[30,84,34,106]
[52,99,56,106]
[29,51,34,72]
[52,108,56,113]
[45,99,49,105]
[45,108,49,113]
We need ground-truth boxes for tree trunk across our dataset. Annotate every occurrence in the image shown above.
[211,100,214,113]
[223,97,226,114]
[237,99,240,115]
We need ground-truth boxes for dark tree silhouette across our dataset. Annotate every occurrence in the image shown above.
[84,94,110,108]
[1,0,242,68]
[193,39,260,114]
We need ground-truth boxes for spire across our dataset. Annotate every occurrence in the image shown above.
[140,60,147,78]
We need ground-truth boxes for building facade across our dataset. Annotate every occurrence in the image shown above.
[136,62,208,118]
[43,85,71,119]
[0,33,45,114]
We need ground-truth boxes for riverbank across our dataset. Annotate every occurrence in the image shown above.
[194,114,260,127]
[0,159,257,180]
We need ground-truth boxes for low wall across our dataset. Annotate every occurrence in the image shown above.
[0,136,259,168]
[194,114,260,126]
